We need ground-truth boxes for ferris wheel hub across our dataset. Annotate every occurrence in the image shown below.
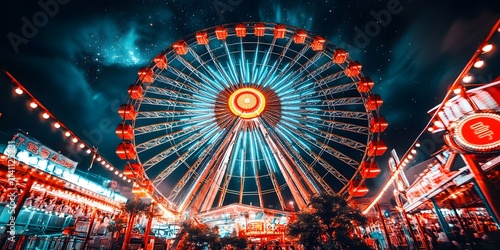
[228,87,266,119]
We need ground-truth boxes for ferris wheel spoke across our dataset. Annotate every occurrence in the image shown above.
[312,71,350,89]
[173,55,221,97]
[280,81,357,104]
[137,110,213,119]
[222,41,243,85]
[273,52,324,94]
[251,39,260,83]
[141,96,197,108]
[154,74,200,94]
[238,38,248,84]
[146,86,205,103]
[203,43,235,90]
[144,123,219,172]
[134,117,212,136]
[187,121,243,212]
[187,47,228,91]
[292,97,364,108]
[277,120,360,169]
[248,128,264,208]
[261,38,294,87]
[314,81,357,97]
[280,116,366,151]
[163,66,207,93]
[170,141,218,208]
[275,125,351,185]
[294,109,368,120]
[254,38,277,86]
[136,118,214,153]
[264,126,330,195]
[269,43,311,85]
[151,125,220,186]
[300,115,369,135]
[286,60,337,90]
[252,124,287,210]
[256,120,313,208]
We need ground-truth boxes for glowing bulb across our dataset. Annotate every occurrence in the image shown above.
[30,102,38,108]
[408,155,413,159]
[434,120,444,127]
[15,87,23,95]
[482,44,493,53]
[109,167,114,171]
[123,176,127,180]
[54,122,61,129]
[119,173,123,177]
[96,157,102,161]
[128,179,131,183]
[101,161,105,165]
[114,170,119,175]
[86,149,92,154]
[42,113,50,119]
[462,75,472,83]
[416,142,421,147]
[428,127,434,132]
[453,87,462,94]
[105,164,110,168]
[473,60,484,68]
[72,137,78,143]
[79,143,85,149]
[65,131,71,137]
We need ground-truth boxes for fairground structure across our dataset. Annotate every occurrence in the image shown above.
[1,19,499,249]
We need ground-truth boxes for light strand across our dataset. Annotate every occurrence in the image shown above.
[3,70,132,186]
[363,18,500,214]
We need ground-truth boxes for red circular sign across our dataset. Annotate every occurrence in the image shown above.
[453,113,500,152]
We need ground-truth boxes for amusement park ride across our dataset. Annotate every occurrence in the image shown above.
[115,22,387,219]
[4,18,499,249]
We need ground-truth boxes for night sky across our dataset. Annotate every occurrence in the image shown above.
[0,0,499,200]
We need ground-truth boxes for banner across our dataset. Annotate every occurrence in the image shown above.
[11,132,78,172]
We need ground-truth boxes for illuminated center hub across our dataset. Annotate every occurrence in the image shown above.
[228,88,266,119]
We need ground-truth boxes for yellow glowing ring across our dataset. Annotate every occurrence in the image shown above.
[228,88,266,118]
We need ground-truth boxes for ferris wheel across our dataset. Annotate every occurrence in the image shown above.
[116,22,388,214]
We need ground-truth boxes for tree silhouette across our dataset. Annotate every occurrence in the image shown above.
[288,193,370,249]
[182,221,220,250]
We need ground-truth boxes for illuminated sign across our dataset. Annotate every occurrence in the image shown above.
[452,112,500,153]
[10,132,78,172]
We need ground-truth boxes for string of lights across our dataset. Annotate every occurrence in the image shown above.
[3,69,132,186]
[4,69,178,218]
[363,18,500,214]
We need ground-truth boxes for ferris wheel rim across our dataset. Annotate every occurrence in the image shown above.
[117,22,386,213]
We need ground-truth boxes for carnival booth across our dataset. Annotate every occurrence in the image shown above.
[0,131,127,250]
